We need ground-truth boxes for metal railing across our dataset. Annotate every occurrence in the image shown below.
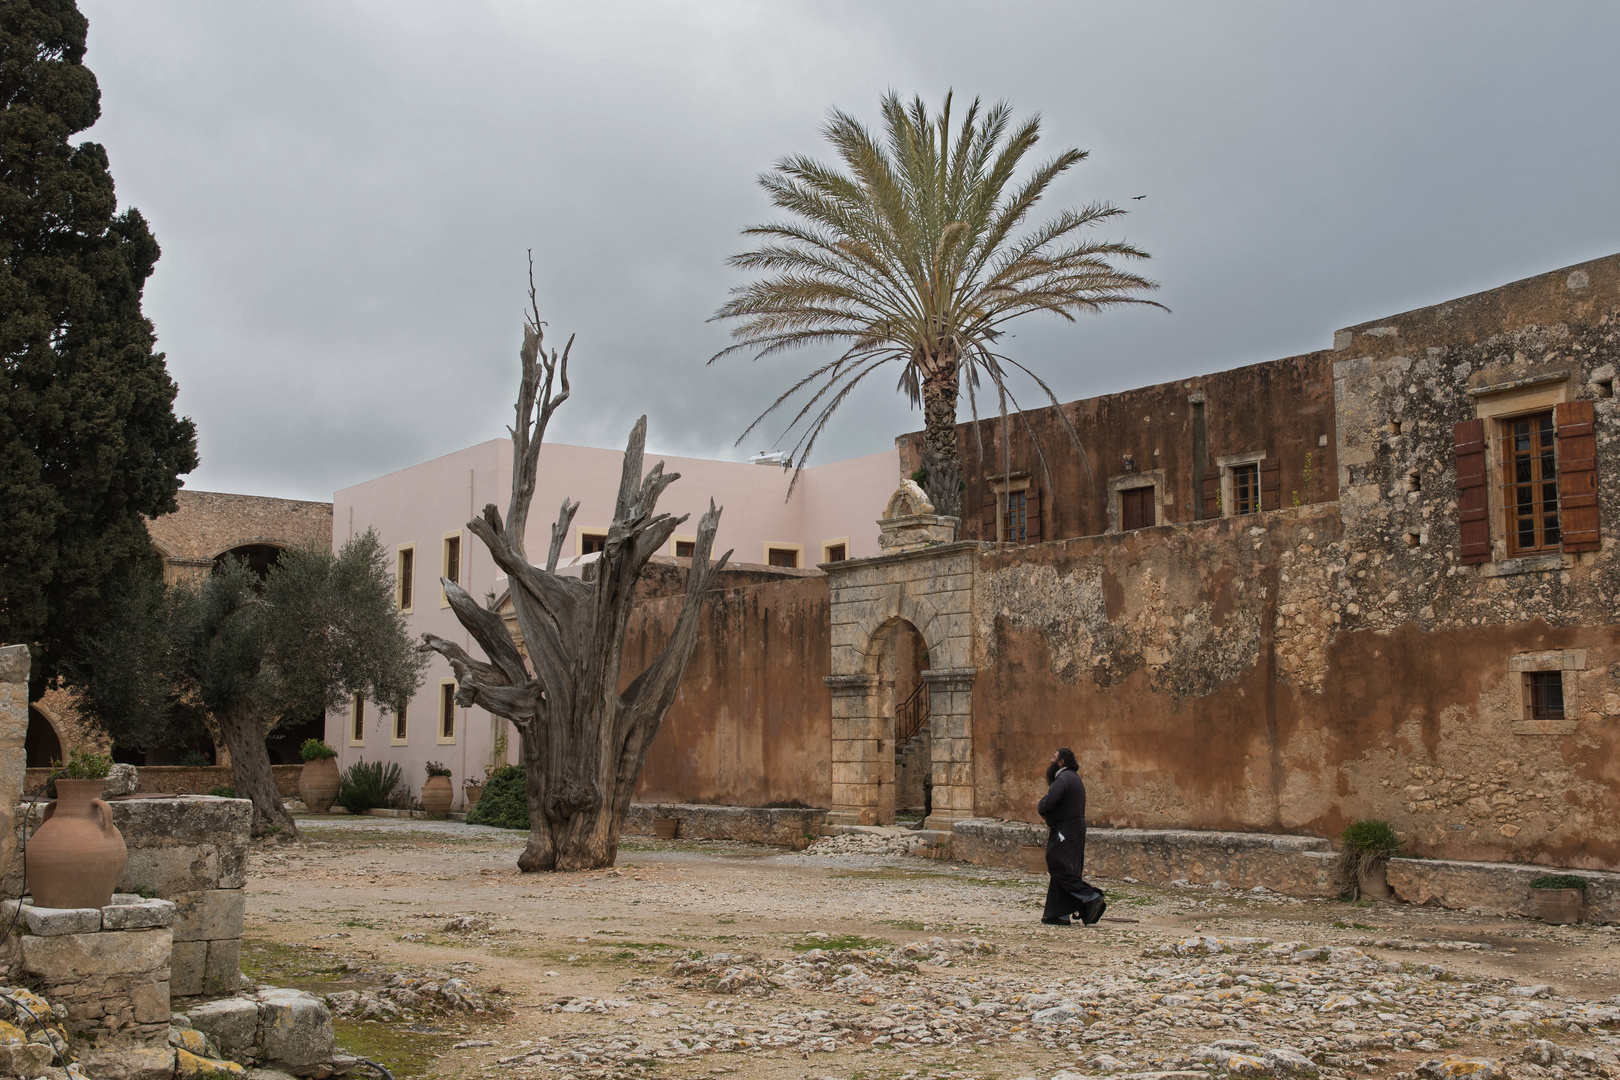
[896,682,930,746]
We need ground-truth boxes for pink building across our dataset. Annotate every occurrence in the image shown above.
[327,437,900,803]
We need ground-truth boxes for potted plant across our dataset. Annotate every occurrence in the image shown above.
[1339,819,1402,900]
[29,748,127,909]
[1529,874,1587,924]
[422,761,454,817]
[652,806,679,840]
[463,776,484,810]
[298,738,340,813]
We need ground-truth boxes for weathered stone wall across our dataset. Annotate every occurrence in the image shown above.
[627,574,834,809]
[22,764,301,799]
[146,488,333,584]
[623,802,827,846]
[968,253,1620,869]
[0,646,26,883]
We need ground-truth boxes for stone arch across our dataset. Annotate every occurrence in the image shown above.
[824,543,980,828]
[211,540,288,580]
[26,703,66,768]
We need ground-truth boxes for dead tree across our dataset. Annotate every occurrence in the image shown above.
[422,287,729,871]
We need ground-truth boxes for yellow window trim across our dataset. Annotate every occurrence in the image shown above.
[437,678,458,745]
[763,541,804,568]
[347,694,367,747]
[669,533,698,558]
[440,530,463,608]
[576,527,609,557]
[820,537,850,563]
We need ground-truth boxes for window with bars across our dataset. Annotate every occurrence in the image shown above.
[1004,489,1029,541]
[393,703,408,743]
[1524,671,1565,722]
[1499,411,1561,554]
[1230,463,1260,515]
[351,695,366,744]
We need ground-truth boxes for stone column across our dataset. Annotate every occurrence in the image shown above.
[824,673,880,826]
[0,645,28,886]
[923,667,976,830]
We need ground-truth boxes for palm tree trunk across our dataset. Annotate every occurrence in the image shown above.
[920,363,963,521]
[219,700,299,839]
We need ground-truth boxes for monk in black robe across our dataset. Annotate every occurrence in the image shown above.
[1037,747,1105,926]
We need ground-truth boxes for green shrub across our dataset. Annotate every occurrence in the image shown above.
[1337,818,1402,899]
[179,751,212,767]
[300,738,338,761]
[1530,873,1588,891]
[424,760,451,777]
[209,785,236,798]
[467,765,527,830]
[57,747,112,780]
[337,758,402,814]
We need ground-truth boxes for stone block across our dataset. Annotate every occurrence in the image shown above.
[172,889,245,943]
[22,905,103,936]
[204,938,242,995]
[22,926,171,980]
[0,1042,55,1075]
[131,978,170,1024]
[111,797,252,893]
[103,898,178,931]
[187,996,260,1055]
[831,760,878,786]
[171,939,207,997]
[0,644,28,684]
[175,1046,247,1077]
[257,988,335,1070]
[82,1046,178,1080]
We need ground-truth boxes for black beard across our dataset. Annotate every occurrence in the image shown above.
[1046,761,1061,785]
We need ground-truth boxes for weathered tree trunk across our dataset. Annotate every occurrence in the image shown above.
[423,299,729,871]
[219,700,299,839]
[921,358,963,520]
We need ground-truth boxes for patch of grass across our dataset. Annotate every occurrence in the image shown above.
[342,920,379,930]
[333,1017,459,1079]
[885,919,928,932]
[792,934,890,952]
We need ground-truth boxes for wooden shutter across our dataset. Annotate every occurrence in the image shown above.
[981,497,997,541]
[1556,400,1600,552]
[1260,460,1282,511]
[1201,468,1220,518]
[1454,419,1491,564]
[1025,489,1041,542]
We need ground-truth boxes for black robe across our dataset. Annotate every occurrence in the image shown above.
[1037,768,1105,924]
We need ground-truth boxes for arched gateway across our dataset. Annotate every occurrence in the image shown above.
[823,481,977,829]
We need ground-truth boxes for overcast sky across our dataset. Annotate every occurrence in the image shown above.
[78,1,1620,502]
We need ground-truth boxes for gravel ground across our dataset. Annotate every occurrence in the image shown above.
[241,817,1620,1080]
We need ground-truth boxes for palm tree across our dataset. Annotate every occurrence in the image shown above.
[711,91,1162,521]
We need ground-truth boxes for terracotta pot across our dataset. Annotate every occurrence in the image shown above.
[1533,888,1584,924]
[652,817,679,840]
[1357,862,1393,901]
[421,775,454,817]
[298,758,340,814]
[27,779,128,910]
[464,784,483,810]
[1020,844,1048,874]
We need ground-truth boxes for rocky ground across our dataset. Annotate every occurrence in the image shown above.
[237,817,1620,1080]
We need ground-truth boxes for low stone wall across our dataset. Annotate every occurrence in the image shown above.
[1388,857,1620,922]
[5,796,250,998]
[624,803,828,847]
[5,895,175,1046]
[0,646,27,889]
[22,763,302,798]
[950,819,1340,897]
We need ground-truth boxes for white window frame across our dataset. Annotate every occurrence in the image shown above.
[1215,452,1267,518]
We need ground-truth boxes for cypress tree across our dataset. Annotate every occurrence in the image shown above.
[0,0,198,692]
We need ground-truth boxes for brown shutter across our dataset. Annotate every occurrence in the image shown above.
[1025,489,1042,542]
[1260,460,1282,511]
[1454,419,1491,564]
[1201,468,1220,518]
[1556,400,1600,552]
[981,497,997,541]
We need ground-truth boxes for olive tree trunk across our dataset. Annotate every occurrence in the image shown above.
[423,310,729,871]
[219,700,299,839]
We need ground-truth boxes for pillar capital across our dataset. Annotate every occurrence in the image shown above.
[921,666,976,690]
[824,673,880,692]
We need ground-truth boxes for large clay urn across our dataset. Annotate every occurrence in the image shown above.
[421,775,454,817]
[27,779,128,910]
[299,758,340,813]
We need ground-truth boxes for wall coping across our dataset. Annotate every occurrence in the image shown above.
[825,540,986,575]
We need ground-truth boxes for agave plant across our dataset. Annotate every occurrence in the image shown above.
[712,90,1162,519]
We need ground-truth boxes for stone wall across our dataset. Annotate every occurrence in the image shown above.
[146,489,333,584]
[22,764,301,799]
[627,574,835,809]
[0,646,26,885]
[4,797,250,999]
